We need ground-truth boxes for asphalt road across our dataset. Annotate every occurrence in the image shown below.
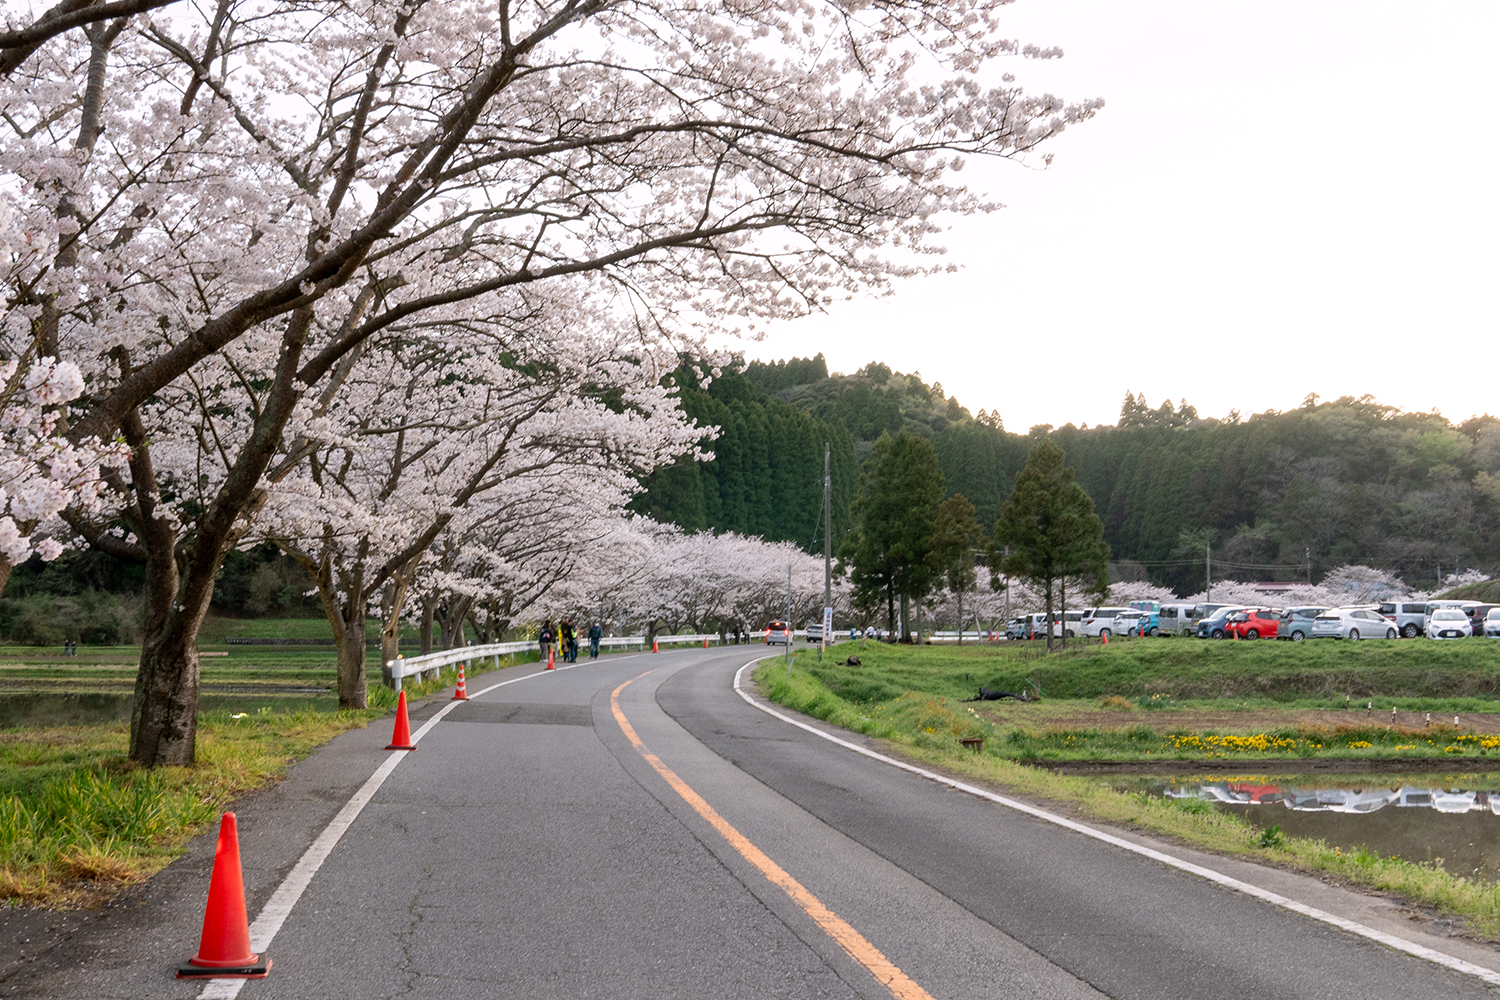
[10,645,1500,999]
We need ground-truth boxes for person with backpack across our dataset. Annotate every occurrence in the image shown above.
[560,618,578,663]
[588,622,603,659]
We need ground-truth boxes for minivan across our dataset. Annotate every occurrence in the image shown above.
[1378,601,1430,638]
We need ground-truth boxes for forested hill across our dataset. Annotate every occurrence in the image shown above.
[634,356,1500,593]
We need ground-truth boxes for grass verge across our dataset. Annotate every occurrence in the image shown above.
[756,656,1500,939]
[1,708,383,908]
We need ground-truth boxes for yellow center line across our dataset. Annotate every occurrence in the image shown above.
[610,672,936,1000]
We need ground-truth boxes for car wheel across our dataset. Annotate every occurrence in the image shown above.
[1349,629,1360,641]
[1129,628,1139,637]
[1212,629,1225,640]
[1291,630,1305,642]
[1386,628,1397,639]
[1246,629,1259,640]
[1401,623,1420,638]
[1100,628,1112,638]
[1148,626,1160,637]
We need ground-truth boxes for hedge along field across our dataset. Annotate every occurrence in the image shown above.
[807,638,1500,705]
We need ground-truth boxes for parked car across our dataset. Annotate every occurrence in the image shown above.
[1313,607,1397,640]
[1426,609,1472,640]
[1278,607,1329,642]
[1467,604,1500,637]
[1195,606,1252,639]
[764,620,791,644]
[1111,611,1147,636]
[1484,608,1500,639]
[804,623,824,643]
[1378,601,1431,638]
[1081,607,1131,637]
[1158,602,1202,636]
[1127,600,1163,636]
[1222,608,1282,640]
[1425,600,1482,630]
[1004,618,1027,640]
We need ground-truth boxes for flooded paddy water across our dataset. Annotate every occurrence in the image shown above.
[0,688,338,727]
[1113,773,1500,879]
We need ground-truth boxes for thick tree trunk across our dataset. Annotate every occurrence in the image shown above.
[335,609,367,709]
[899,593,909,644]
[130,516,208,767]
[419,599,434,654]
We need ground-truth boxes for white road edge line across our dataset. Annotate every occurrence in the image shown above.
[731,659,1500,988]
[196,656,617,999]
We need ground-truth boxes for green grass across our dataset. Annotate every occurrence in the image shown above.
[1,708,384,907]
[809,636,1500,704]
[754,655,1500,939]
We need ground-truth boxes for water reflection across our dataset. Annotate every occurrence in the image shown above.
[0,690,337,727]
[1118,775,1500,878]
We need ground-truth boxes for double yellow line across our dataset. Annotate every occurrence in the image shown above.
[610,672,935,1000]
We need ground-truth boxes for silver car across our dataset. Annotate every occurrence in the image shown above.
[1312,607,1396,640]
[1485,609,1500,639]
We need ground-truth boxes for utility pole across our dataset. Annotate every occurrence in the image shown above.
[785,562,793,674]
[1206,544,1212,602]
[1306,547,1312,586]
[822,442,832,661]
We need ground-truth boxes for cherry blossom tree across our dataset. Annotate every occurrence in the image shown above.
[4,0,1097,764]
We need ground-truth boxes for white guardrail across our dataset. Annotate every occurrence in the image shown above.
[386,634,747,690]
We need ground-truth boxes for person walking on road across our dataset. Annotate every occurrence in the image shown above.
[588,622,602,659]
[560,618,578,663]
[538,621,555,664]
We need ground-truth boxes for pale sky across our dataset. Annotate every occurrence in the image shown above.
[732,1,1500,432]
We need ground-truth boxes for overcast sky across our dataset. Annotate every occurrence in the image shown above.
[729,1,1500,432]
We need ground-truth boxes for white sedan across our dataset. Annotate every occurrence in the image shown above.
[1311,607,1397,640]
[1427,609,1472,640]
[1486,609,1500,639]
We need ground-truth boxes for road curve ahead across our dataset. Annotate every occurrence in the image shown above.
[18,646,1500,999]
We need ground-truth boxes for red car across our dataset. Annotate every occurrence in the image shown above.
[1222,608,1282,640]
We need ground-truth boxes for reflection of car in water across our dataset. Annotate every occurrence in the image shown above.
[1173,781,1489,815]
[1432,790,1481,813]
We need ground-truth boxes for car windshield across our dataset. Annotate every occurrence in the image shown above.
[1489,609,1500,621]
[1433,611,1466,621]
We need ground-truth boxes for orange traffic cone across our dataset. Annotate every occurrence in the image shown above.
[452,664,469,701]
[702,637,708,648]
[385,690,417,750]
[652,638,659,654]
[177,813,270,979]
[546,647,555,670]
[1101,632,1109,645]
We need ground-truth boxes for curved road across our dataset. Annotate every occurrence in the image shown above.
[13,645,1500,998]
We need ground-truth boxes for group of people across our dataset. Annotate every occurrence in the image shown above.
[537,618,605,662]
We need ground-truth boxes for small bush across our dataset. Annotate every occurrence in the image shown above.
[1099,695,1134,711]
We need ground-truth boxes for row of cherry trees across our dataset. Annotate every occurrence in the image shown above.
[1,0,1095,764]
